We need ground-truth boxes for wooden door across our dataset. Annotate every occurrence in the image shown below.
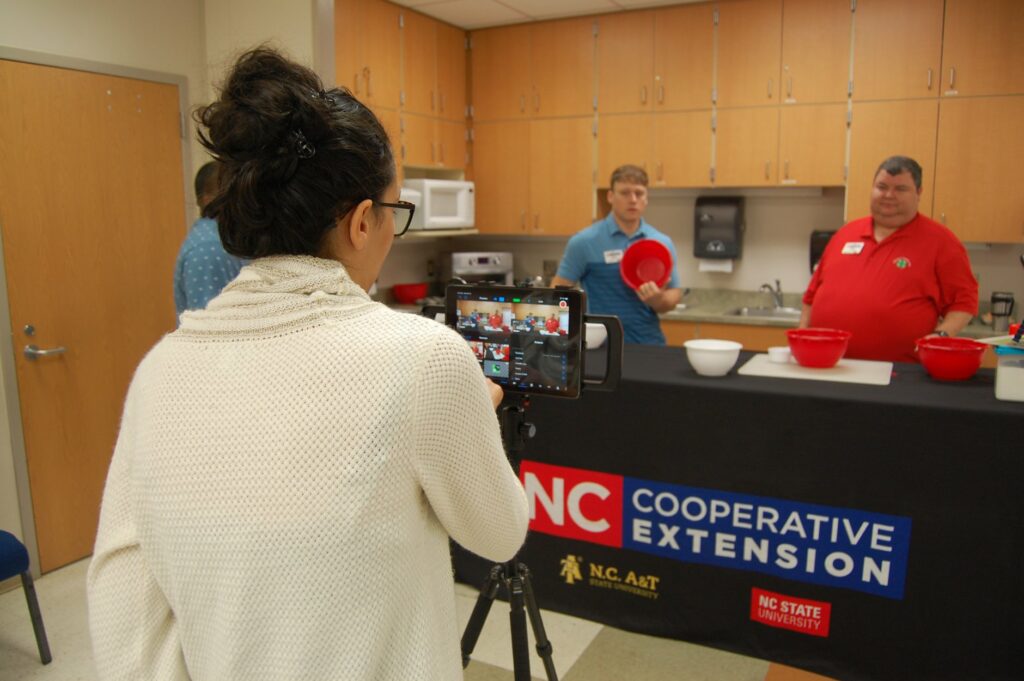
[437,22,467,122]
[471,121,530,233]
[530,18,595,118]
[716,0,783,107]
[781,0,851,104]
[852,0,943,101]
[0,60,183,572]
[778,104,847,185]
[933,97,1024,243]
[847,99,938,220]
[596,11,654,114]
[529,118,594,234]
[597,114,651,187]
[401,9,436,116]
[470,25,531,121]
[654,3,714,111]
[940,0,1024,97]
[437,119,466,170]
[715,107,779,186]
[361,0,401,109]
[654,111,713,188]
[401,113,436,167]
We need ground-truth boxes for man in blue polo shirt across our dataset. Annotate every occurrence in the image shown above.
[552,165,682,344]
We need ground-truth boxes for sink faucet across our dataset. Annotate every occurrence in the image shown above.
[760,279,784,309]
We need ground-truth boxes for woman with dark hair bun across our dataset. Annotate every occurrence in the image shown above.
[88,47,528,681]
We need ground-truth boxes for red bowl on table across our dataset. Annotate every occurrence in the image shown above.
[786,328,852,368]
[391,282,428,304]
[620,239,672,290]
[915,336,987,381]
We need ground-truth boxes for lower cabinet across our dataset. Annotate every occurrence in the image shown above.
[661,320,789,351]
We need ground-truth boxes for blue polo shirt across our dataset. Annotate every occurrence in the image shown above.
[556,214,680,345]
[173,218,245,319]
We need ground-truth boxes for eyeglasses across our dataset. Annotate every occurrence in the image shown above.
[377,200,416,236]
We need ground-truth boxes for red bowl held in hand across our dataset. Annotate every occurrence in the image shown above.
[620,239,672,290]
[391,282,428,304]
[916,336,987,381]
[786,328,852,368]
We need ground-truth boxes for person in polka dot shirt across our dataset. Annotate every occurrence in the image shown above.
[173,161,244,318]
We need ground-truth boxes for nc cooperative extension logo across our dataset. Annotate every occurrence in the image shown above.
[520,461,912,599]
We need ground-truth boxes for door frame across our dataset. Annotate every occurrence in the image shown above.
[0,46,192,577]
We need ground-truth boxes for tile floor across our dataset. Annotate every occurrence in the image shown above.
[1,559,834,681]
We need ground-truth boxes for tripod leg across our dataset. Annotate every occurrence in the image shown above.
[507,571,532,681]
[520,564,559,681]
[461,565,502,668]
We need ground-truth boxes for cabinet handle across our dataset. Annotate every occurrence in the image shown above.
[534,93,540,112]
[941,213,946,224]
[364,67,373,96]
[784,160,789,180]
[657,161,663,182]
[949,67,956,89]
[658,85,665,104]
[441,92,446,112]
[927,68,933,90]
[767,79,773,99]
[439,142,445,165]
[521,210,526,231]
[520,94,525,112]
[765,160,771,179]
[430,142,435,163]
[431,90,436,111]
[640,85,647,104]
[534,213,540,231]
[353,72,360,94]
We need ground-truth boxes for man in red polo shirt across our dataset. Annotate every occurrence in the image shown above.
[800,156,977,363]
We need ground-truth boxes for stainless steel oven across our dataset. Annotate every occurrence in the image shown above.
[443,251,514,286]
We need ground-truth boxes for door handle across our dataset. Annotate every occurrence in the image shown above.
[24,344,67,360]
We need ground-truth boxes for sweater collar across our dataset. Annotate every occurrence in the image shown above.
[220,255,369,300]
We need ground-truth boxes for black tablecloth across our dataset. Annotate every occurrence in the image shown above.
[453,345,1023,681]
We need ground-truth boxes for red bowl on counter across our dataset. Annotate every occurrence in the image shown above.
[916,336,987,381]
[786,328,852,368]
[391,282,428,304]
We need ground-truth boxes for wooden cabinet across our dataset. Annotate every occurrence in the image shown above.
[401,12,467,120]
[436,22,468,122]
[852,0,944,101]
[716,0,783,107]
[655,3,715,111]
[940,0,1024,97]
[596,11,654,114]
[778,104,847,186]
[661,320,699,346]
[933,96,1024,243]
[335,0,401,110]
[781,0,851,104]
[846,99,938,220]
[714,107,779,187]
[597,112,712,188]
[471,18,594,121]
[661,320,789,350]
[402,114,465,169]
[374,107,402,182]
[472,118,593,234]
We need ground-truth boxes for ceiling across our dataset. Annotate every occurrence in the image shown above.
[389,0,703,30]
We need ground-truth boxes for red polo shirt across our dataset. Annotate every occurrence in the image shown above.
[802,213,977,363]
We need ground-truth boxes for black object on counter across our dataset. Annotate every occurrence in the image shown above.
[694,196,744,260]
[809,229,836,273]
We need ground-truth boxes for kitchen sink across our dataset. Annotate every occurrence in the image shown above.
[724,306,802,320]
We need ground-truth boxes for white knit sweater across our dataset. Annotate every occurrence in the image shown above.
[88,255,529,680]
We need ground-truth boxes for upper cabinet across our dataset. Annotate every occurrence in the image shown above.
[852,0,944,101]
[598,112,712,188]
[436,22,468,121]
[716,0,783,107]
[596,11,655,114]
[939,0,1024,97]
[335,0,401,110]
[471,18,595,121]
[781,0,851,104]
[402,12,468,121]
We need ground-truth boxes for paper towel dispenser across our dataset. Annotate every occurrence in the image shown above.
[694,197,744,260]
[810,230,836,273]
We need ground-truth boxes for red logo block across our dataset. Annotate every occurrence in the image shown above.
[750,588,831,637]
[520,460,623,547]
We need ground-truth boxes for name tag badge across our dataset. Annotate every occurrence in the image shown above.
[603,249,624,264]
[841,242,865,255]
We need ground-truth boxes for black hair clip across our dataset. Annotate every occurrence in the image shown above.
[291,129,315,159]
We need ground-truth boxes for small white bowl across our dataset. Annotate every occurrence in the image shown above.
[767,346,792,364]
[585,322,608,348]
[684,339,743,377]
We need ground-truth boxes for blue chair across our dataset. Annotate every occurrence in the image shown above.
[0,530,52,664]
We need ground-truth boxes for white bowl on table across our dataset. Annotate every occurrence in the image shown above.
[684,339,743,377]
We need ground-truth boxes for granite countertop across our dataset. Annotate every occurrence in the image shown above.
[659,288,997,340]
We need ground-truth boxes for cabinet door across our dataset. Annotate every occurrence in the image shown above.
[530,18,596,118]
[360,0,401,110]
[716,0,783,107]
[438,119,466,170]
[596,11,654,114]
[472,121,530,234]
[852,0,943,101]
[654,111,713,188]
[470,25,531,121]
[374,107,403,182]
[597,114,651,187]
[654,3,714,111]
[335,0,362,96]
[781,0,851,104]
[437,22,468,121]
[715,107,779,187]
[934,97,1024,243]
[779,104,846,186]
[529,118,595,235]
[697,323,790,351]
[661,320,699,346]
[940,0,1024,97]
[847,100,938,221]
[401,114,436,168]
[401,10,436,116]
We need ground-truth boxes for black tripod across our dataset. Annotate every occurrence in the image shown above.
[460,395,559,681]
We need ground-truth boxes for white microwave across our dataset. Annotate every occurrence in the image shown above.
[401,179,475,230]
